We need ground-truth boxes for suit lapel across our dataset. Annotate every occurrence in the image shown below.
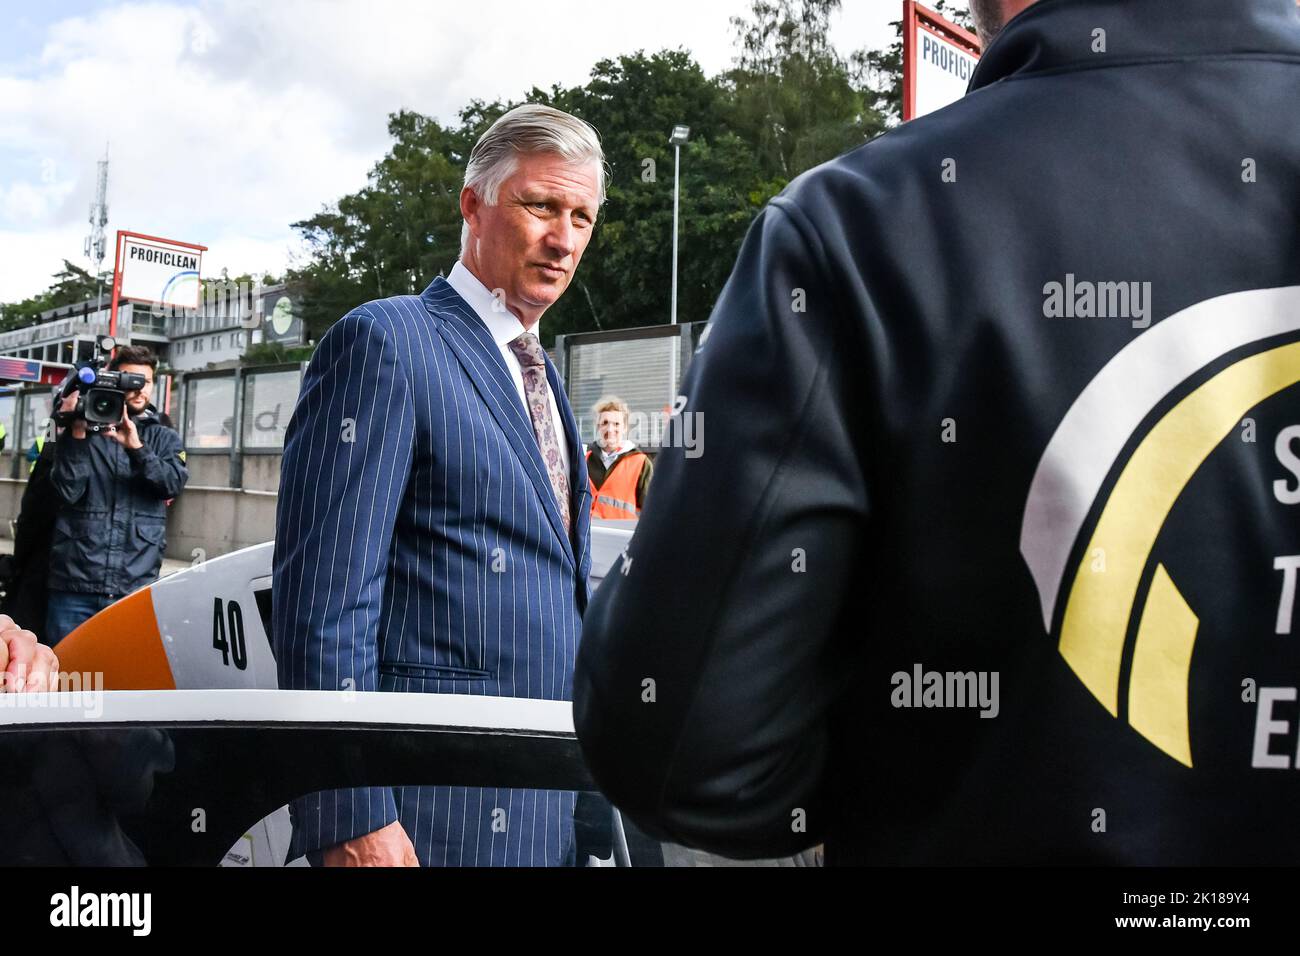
[548,355,591,582]
[422,277,576,570]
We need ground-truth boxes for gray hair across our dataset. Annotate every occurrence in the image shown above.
[592,394,631,424]
[460,103,607,255]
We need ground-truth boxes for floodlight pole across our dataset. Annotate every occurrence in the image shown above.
[671,141,681,326]
[668,124,690,326]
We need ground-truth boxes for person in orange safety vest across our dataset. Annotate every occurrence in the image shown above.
[585,396,653,519]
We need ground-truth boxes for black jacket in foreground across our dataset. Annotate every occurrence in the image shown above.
[574,0,1300,863]
[47,405,188,598]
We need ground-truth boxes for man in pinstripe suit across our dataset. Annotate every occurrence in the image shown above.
[272,104,603,866]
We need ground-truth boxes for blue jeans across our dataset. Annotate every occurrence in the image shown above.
[46,590,116,646]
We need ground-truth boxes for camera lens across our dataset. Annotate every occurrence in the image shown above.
[90,393,119,420]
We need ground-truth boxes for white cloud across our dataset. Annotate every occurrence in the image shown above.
[0,0,916,303]
[0,226,100,303]
[200,231,307,282]
[0,176,75,222]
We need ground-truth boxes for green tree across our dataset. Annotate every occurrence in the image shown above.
[526,50,779,333]
[287,0,892,343]
[725,0,886,180]
[7,1,921,347]
[288,109,483,341]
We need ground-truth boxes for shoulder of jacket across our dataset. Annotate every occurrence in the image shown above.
[328,295,429,342]
[317,303,433,382]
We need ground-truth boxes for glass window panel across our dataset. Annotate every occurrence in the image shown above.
[242,369,300,449]
[566,336,679,449]
[0,393,15,450]
[184,376,235,449]
[18,388,53,450]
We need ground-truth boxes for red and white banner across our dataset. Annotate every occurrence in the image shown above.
[902,1,982,122]
[108,230,207,337]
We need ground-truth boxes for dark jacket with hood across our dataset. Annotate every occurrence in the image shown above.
[47,404,187,598]
[575,0,1300,864]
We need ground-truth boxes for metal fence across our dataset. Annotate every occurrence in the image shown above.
[555,321,706,451]
[1,384,56,477]
[0,362,303,483]
[177,363,305,486]
[1,322,697,485]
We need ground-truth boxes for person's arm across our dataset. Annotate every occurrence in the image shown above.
[47,406,92,506]
[123,420,188,499]
[271,308,417,865]
[574,199,870,859]
[584,444,603,489]
[635,454,653,510]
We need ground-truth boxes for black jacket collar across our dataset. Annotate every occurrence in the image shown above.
[131,403,161,427]
[971,0,1300,92]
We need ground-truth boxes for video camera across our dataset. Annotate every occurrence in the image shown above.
[52,335,146,434]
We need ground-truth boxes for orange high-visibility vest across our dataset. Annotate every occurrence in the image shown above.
[586,448,646,519]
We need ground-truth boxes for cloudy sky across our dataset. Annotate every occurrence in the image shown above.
[0,0,928,303]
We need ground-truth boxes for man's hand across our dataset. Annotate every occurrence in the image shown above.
[106,406,143,450]
[322,821,419,867]
[0,615,59,693]
[58,393,87,440]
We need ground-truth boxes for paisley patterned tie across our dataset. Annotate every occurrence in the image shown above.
[507,332,572,533]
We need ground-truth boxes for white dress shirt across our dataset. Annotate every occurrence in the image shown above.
[446,260,571,483]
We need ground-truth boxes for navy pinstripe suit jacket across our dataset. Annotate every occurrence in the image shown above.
[271,276,593,866]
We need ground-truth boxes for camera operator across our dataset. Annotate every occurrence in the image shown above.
[45,345,188,645]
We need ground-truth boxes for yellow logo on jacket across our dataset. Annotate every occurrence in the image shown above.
[1021,287,1300,767]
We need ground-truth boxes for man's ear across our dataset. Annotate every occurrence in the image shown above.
[460,186,481,239]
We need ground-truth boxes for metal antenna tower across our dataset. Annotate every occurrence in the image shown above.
[84,144,110,315]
